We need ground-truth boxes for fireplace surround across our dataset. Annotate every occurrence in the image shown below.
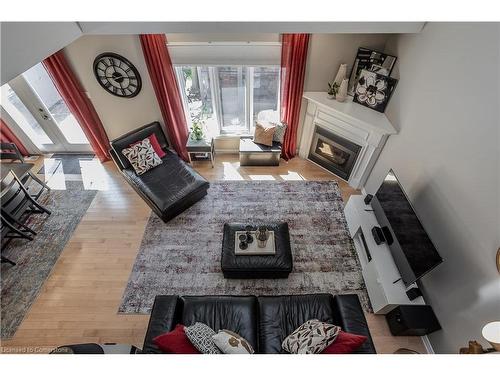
[299,92,397,189]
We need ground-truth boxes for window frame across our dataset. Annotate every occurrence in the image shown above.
[174,64,280,137]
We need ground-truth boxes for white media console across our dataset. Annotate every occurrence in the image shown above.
[344,195,426,314]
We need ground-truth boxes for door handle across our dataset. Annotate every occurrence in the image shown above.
[38,108,50,121]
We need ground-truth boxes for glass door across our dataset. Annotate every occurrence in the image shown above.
[1,63,91,153]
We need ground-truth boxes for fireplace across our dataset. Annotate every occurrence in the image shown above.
[308,126,362,181]
[300,93,396,188]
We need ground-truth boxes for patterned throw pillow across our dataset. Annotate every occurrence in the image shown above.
[272,122,287,144]
[121,137,162,175]
[212,329,254,354]
[253,121,276,146]
[282,319,341,354]
[184,323,221,354]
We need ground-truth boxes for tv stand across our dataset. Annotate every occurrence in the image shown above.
[344,195,426,314]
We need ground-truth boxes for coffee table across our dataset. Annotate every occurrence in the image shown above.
[221,222,293,279]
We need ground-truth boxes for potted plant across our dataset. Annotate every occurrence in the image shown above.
[327,81,339,99]
[190,121,205,141]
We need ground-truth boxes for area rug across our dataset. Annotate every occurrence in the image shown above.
[119,181,370,314]
[1,181,97,339]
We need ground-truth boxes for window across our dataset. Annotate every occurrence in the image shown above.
[175,65,280,136]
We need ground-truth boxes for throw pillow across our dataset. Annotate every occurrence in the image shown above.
[212,329,254,354]
[121,137,162,175]
[130,133,166,159]
[253,122,276,147]
[153,324,200,354]
[272,122,287,144]
[321,331,367,354]
[282,319,341,354]
[184,323,221,354]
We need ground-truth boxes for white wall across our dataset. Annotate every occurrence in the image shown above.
[63,35,164,140]
[295,34,389,149]
[304,33,389,91]
[364,23,500,353]
[0,22,82,85]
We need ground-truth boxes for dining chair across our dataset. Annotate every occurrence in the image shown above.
[0,142,50,200]
[1,170,51,266]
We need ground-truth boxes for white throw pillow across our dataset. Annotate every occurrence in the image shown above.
[121,137,162,175]
[282,319,341,354]
[212,329,254,354]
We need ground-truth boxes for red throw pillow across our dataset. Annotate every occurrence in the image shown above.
[153,324,200,354]
[130,134,166,158]
[321,331,367,354]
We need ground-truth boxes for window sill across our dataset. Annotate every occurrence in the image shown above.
[214,133,252,140]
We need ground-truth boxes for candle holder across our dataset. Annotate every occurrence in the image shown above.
[238,234,248,250]
[245,225,254,243]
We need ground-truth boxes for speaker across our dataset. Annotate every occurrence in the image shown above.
[406,287,422,301]
[364,194,373,205]
[386,305,441,336]
[371,226,394,245]
[371,226,385,245]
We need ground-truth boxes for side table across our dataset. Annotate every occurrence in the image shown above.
[186,134,215,168]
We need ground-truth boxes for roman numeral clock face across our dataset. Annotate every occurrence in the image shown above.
[93,53,142,98]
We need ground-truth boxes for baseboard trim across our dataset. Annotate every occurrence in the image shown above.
[421,335,435,354]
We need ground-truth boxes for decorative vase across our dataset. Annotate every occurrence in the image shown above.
[333,64,347,86]
[336,79,349,102]
[256,226,269,248]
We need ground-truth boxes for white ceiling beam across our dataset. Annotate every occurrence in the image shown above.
[1,22,83,85]
[79,22,425,35]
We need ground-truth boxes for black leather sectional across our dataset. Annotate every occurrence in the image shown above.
[142,293,376,354]
[109,122,209,222]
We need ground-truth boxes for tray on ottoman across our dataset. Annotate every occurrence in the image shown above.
[221,222,293,279]
[234,230,275,255]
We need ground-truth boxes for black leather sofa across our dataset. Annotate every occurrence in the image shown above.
[109,122,209,222]
[142,293,376,354]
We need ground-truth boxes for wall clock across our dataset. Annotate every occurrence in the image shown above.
[93,52,142,98]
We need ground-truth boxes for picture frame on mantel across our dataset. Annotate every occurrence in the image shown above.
[353,69,398,113]
[348,47,397,96]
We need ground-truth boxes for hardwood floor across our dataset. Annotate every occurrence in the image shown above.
[0,154,426,354]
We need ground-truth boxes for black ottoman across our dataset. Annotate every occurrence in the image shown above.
[221,222,293,279]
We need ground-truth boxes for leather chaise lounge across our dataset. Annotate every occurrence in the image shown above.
[142,293,376,354]
[109,122,209,222]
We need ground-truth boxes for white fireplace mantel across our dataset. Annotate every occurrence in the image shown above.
[299,92,397,189]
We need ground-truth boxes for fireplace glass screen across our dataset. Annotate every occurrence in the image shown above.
[308,126,361,181]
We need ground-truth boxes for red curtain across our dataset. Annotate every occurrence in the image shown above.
[0,118,30,156]
[280,34,310,160]
[43,51,111,162]
[140,34,189,162]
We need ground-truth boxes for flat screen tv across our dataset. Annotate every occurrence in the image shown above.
[371,170,443,286]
